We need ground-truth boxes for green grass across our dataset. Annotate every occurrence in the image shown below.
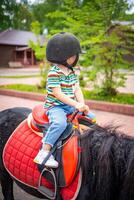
[0,84,134,105]
[83,90,134,105]
[0,84,45,93]
[0,75,40,78]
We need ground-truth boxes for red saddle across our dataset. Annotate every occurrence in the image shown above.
[32,104,49,125]
[3,104,82,200]
[31,104,79,130]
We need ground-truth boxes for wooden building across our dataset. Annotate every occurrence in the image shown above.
[0,29,45,67]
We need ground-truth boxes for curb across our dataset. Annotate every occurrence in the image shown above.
[87,99,134,116]
[0,89,134,116]
[0,89,44,101]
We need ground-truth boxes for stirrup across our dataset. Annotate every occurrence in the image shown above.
[38,168,57,200]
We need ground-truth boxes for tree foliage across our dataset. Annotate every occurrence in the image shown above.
[32,0,132,95]
[29,20,50,88]
[1,0,133,95]
[0,0,33,31]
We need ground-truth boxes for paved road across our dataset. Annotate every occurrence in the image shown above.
[0,94,133,136]
[0,184,47,200]
[0,67,134,93]
[0,77,41,85]
[0,67,40,76]
[0,67,41,86]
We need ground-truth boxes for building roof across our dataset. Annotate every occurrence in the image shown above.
[111,20,134,30]
[0,29,45,46]
[15,47,31,51]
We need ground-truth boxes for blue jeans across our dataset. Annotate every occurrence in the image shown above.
[42,105,75,147]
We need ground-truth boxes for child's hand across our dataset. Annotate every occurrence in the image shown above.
[75,102,85,112]
[83,105,90,115]
[75,103,89,114]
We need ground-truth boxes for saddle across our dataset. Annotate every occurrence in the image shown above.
[29,104,79,135]
[30,104,81,187]
[3,104,88,200]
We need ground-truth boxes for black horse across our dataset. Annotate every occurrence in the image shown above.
[0,107,134,200]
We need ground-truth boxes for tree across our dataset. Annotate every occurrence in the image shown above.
[29,20,50,88]
[51,0,132,96]
[31,0,63,33]
[30,0,133,95]
[85,30,130,95]
[0,0,33,31]
[29,21,46,61]
[12,2,33,30]
[79,0,133,95]
[0,0,17,30]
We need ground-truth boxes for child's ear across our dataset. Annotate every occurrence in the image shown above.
[67,57,70,62]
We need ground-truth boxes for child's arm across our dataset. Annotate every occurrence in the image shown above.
[74,84,90,115]
[74,83,85,104]
[52,87,86,112]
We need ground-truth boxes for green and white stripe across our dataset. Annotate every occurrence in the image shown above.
[44,65,79,108]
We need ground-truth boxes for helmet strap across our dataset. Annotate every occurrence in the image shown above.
[62,54,79,71]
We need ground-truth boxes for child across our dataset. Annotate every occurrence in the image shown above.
[34,32,95,168]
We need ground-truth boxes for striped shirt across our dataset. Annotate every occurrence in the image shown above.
[44,65,79,108]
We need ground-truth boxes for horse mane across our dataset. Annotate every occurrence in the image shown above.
[79,125,134,200]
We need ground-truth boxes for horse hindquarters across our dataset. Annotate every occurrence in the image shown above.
[0,107,31,200]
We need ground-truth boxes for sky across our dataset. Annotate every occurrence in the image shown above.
[17,0,134,14]
[17,0,134,4]
[126,0,134,14]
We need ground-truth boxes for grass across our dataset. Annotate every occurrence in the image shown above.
[0,84,134,105]
[83,90,134,105]
[0,75,40,78]
[0,84,45,93]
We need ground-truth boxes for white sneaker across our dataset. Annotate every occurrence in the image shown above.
[34,149,59,168]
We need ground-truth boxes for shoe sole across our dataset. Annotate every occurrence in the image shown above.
[33,159,58,168]
[45,164,59,168]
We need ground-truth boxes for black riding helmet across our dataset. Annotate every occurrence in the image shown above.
[46,32,81,70]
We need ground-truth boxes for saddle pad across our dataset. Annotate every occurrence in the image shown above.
[3,119,53,190]
[3,119,81,199]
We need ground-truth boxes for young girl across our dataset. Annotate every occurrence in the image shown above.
[34,32,95,168]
